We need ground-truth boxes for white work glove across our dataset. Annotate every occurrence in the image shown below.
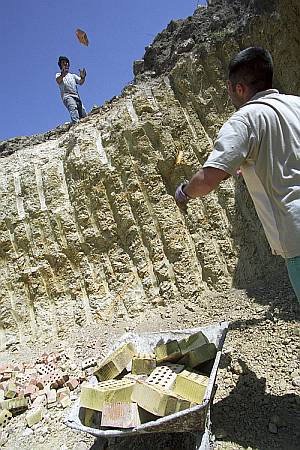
[175,180,191,212]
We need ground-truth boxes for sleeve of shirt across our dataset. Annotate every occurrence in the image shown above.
[203,117,255,176]
[73,74,81,84]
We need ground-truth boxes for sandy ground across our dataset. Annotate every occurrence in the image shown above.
[1,273,299,450]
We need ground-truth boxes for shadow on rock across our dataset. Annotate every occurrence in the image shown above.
[212,359,300,450]
[231,180,287,292]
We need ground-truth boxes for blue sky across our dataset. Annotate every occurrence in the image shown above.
[1,1,205,141]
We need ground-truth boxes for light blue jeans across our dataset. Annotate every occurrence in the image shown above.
[286,256,300,304]
[63,96,87,123]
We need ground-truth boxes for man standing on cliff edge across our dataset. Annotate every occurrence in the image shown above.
[175,47,300,303]
[56,56,87,123]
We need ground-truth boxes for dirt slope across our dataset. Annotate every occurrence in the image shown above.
[0,1,299,449]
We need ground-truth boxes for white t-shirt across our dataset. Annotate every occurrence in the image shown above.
[203,89,300,258]
[56,72,81,99]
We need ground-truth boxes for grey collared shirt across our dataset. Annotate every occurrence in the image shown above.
[204,89,300,258]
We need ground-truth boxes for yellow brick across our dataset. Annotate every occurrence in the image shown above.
[178,331,209,355]
[0,397,28,415]
[154,340,181,363]
[5,383,17,399]
[0,409,12,428]
[94,342,136,381]
[146,364,183,389]
[26,407,44,427]
[80,379,136,412]
[80,407,101,428]
[123,373,147,382]
[132,381,192,417]
[132,353,156,375]
[173,370,209,404]
[178,343,217,368]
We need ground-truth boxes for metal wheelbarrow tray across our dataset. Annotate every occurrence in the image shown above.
[65,321,228,438]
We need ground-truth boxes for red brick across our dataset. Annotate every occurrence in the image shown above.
[78,371,86,382]
[47,361,58,370]
[2,373,12,381]
[30,391,39,402]
[66,377,78,391]
[36,364,55,376]
[0,363,9,374]
[35,380,45,390]
[24,363,35,370]
[41,352,49,362]
[24,384,38,398]
[28,376,39,386]
[0,382,8,391]
[81,357,97,370]
[46,352,60,364]
[24,368,37,375]
[47,389,57,405]
[60,396,71,408]
[57,387,70,401]
[87,339,97,349]
[38,371,63,388]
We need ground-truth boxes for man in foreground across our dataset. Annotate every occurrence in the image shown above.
[56,56,87,123]
[175,47,300,303]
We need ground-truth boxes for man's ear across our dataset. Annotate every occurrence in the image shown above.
[235,83,246,96]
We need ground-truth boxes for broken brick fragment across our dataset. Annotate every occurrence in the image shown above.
[0,397,28,415]
[24,384,38,398]
[66,377,78,391]
[0,409,12,427]
[60,395,71,408]
[26,407,44,427]
[46,389,57,406]
[81,357,97,370]
[5,383,17,399]
[57,387,70,401]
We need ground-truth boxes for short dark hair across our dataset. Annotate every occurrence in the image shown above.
[58,56,70,69]
[228,47,273,92]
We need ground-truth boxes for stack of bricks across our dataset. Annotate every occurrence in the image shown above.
[0,350,100,429]
[79,331,216,429]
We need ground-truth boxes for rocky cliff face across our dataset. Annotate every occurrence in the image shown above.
[0,0,299,348]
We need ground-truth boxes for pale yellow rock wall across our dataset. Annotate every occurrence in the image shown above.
[1,0,299,346]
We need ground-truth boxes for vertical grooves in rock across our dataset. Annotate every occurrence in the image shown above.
[34,165,47,211]
[103,174,154,302]
[0,0,293,343]
[23,281,37,338]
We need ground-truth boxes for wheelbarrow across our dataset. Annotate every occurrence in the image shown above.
[65,321,228,449]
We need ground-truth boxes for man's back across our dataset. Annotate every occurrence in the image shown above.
[205,89,300,257]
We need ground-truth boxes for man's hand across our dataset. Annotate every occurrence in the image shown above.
[79,68,86,79]
[175,180,191,213]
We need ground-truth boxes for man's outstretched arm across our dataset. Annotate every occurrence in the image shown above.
[78,68,87,85]
[175,167,230,211]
